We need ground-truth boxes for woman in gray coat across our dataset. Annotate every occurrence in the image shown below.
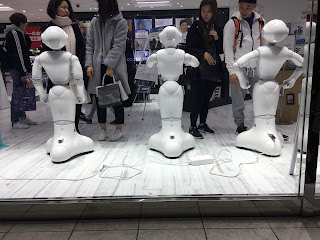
[86,0,130,141]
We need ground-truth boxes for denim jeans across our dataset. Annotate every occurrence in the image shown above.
[9,69,26,123]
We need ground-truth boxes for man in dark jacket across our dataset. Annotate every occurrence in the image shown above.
[5,13,37,129]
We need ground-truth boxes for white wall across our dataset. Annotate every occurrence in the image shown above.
[229,0,308,23]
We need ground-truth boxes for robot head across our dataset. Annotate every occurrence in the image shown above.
[262,19,289,43]
[41,26,68,50]
[305,21,317,43]
[159,26,182,48]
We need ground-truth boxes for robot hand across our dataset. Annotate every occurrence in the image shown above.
[75,85,87,104]
[40,94,49,104]
[233,65,251,90]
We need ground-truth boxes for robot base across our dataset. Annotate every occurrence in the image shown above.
[149,120,195,158]
[46,123,94,163]
[236,117,284,156]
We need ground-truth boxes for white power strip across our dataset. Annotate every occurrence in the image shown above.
[189,155,215,166]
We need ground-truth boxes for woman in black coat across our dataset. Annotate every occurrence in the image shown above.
[185,0,223,139]
[41,0,86,133]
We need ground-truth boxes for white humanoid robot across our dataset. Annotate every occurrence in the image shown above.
[32,26,94,163]
[297,21,316,152]
[232,20,304,156]
[146,26,200,158]
[289,21,316,174]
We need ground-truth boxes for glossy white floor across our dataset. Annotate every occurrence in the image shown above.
[1,85,312,199]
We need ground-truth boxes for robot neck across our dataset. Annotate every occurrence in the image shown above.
[267,43,276,46]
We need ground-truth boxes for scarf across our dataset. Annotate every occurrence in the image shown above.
[51,15,76,55]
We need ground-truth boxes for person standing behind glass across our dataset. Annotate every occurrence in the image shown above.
[42,0,86,133]
[185,0,223,139]
[86,0,131,142]
[5,13,37,129]
[179,20,188,43]
[80,27,87,46]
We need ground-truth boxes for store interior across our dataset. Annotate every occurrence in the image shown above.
[0,0,319,200]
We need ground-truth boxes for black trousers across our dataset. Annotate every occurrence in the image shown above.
[190,79,217,127]
[95,65,124,124]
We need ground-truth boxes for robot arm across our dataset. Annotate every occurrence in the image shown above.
[146,53,157,68]
[32,56,48,103]
[71,55,86,104]
[184,53,200,68]
[283,52,304,89]
[233,50,260,89]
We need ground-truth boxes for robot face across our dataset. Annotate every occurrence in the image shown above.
[262,19,289,43]
[159,26,182,48]
[41,26,68,50]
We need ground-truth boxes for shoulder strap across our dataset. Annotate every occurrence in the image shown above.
[232,17,241,49]
[258,17,264,46]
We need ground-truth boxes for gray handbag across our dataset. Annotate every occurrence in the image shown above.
[96,74,122,108]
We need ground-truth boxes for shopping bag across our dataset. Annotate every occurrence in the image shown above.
[96,74,122,108]
[12,87,36,111]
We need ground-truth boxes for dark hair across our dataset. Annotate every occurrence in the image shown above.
[180,20,187,26]
[96,0,120,22]
[138,21,143,25]
[9,13,27,27]
[198,0,218,42]
[47,0,75,21]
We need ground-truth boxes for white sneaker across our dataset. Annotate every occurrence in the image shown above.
[98,129,107,141]
[20,117,37,125]
[12,121,30,129]
[110,129,123,142]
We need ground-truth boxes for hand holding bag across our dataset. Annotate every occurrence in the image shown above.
[96,74,122,108]
[12,85,36,111]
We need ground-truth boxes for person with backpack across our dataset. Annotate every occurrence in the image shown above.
[223,0,264,134]
[5,13,37,129]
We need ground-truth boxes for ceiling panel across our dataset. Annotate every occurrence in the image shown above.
[0,0,237,23]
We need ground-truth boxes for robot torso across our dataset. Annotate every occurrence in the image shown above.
[38,51,73,85]
[256,46,289,80]
[156,48,185,81]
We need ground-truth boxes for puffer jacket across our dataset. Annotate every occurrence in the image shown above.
[223,11,265,75]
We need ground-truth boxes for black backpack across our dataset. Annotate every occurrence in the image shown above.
[0,40,8,70]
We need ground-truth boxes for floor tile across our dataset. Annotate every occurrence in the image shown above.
[137,229,206,240]
[10,220,76,232]
[85,203,141,210]
[80,208,141,219]
[273,228,320,240]
[203,217,270,229]
[0,205,32,212]
[28,204,86,212]
[142,202,198,209]
[69,230,137,240]
[141,208,200,218]
[199,207,262,217]
[0,212,26,221]
[2,232,71,240]
[0,222,15,233]
[206,228,278,240]
[266,217,320,228]
[139,218,203,230]
[74,219,139,231]
[0,233,5,239]
[23,210,82,220]
[198,201,256,208]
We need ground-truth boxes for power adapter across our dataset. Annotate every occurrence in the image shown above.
[188,155,215,166]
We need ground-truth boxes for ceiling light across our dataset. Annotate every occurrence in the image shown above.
[22,10,26,12]
[127,3,130,5]
[0,4,3,6]
[137,1,169,3]
[39,9,44,11]
[0,6,15,11]
[150,6,153,8]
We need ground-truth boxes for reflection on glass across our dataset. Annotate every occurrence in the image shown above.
[155,18,173,27]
